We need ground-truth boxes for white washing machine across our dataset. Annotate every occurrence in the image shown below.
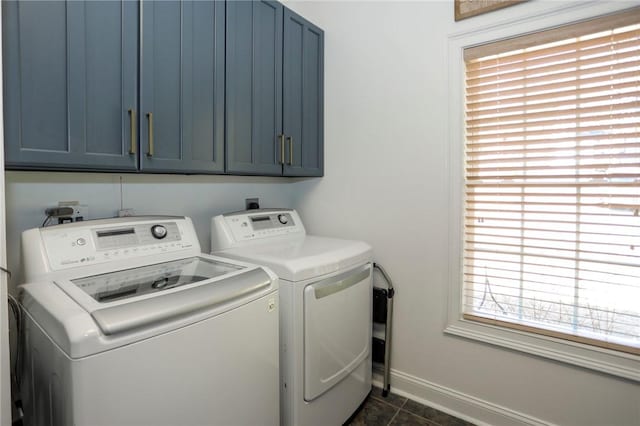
[19,216,280,426]
[211,209,372,426]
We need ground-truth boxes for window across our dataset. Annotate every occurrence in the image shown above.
[463,10,640,355]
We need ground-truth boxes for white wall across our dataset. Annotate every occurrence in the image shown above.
[285,1,640,425]
[0,8,12,425]
[5,172,298,288]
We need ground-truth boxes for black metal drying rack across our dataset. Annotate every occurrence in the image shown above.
[372,263,395,397]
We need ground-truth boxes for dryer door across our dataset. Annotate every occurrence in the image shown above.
[303,264,372,401]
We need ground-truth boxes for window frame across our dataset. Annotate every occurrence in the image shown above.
[445,0,640,382]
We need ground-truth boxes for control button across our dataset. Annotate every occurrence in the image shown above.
[151,225,168,239]
[278,214,288,225]
[77,238,87,246]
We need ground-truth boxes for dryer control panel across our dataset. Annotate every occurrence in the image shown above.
[211,209,306,249]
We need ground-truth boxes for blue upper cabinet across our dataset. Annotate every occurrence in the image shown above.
[225,0,284,176]
[226,2,324,177]
[139,0,225,174]
[3,1,322,177]
[283,8,324,177]
[2,1,138,171]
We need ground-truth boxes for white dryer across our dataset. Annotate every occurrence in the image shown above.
[211,209,372,426]
[19,216,280,426]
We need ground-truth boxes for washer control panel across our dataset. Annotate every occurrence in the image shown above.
[41,220,192,271]
[224,211,303,242]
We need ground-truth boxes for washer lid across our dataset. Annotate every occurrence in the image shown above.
[20,254,278,358]
[214,235,373,281]
[87,267,271,336]
[70,257,242,304]
[57,256,267,336]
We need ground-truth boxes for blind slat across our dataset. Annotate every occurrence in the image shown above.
[467,161,640,173]
[468,236,639,255]
[464,269,640,291]
[466,123,638,141]
[468,110,640,134]
[467,190,638,198]
[466,69,640,104]
[466,61,640,98]
[467,98,640,128]
[465,247,639,268]
[467,201,640,210]
[464,282,640,304]
[467,169,640,179]
[467,146,640,161]
[467,133,639,150]
[466,181,639,187]
[466,239,639,260]
[467,49,640,88]
[467,172,639,180]
[463,256,640,280]
[466,206,639,217]
[466,224,636,239]
[468,79,640,111]
[469,87,640,119]
[465,215,639,229]
[466,31,640,77]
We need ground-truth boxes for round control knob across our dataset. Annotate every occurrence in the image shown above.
[278,214,288,225]
[151,225,168,239]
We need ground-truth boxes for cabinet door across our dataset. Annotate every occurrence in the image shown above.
[283,8,324,177]
[226,1,283,175]
[140,0,225,174]
[2,1,138,171]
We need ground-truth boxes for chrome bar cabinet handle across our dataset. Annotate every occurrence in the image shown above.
[146,112,154,157]
[128,109,137,155]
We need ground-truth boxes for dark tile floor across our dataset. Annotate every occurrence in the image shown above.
[345,387,475,426]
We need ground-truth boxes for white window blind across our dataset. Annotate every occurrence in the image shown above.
[463,10,640,355]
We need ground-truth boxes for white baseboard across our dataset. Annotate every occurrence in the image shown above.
[372,368,553,426]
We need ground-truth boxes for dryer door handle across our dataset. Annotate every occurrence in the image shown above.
[311,265,371,299]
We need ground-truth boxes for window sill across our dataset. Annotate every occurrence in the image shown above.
[444,318,640,382]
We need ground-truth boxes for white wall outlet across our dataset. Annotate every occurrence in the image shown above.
[58,201,88,221]
[72,205,89,221]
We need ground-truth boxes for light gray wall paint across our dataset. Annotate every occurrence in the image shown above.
[285,1,640,425]
[0,9,12,425]
[5,171,298,288]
